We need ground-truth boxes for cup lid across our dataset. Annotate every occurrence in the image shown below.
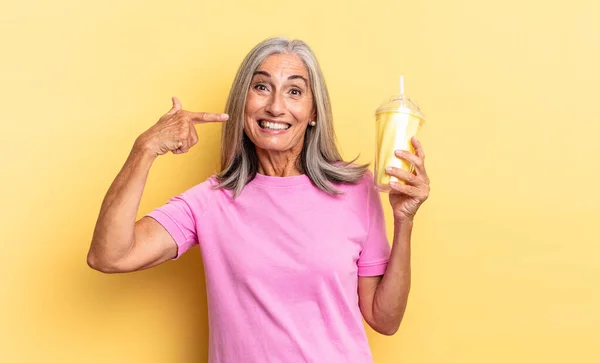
[376,95,424,119]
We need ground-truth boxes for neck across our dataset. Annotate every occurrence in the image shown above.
[256,148,303,177]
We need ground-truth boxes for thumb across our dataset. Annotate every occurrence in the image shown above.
[170,96,182,113]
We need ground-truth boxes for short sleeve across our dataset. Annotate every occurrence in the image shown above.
[357,173,391,276]
[145,180,213,260]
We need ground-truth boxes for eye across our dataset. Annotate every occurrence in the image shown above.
[290,88,302,96]
[254,84,268,92]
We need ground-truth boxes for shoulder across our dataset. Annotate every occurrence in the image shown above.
[360,169,375,185]
[175,175,225,209]
[334,166,375,194]
[328,169,377,214]
[183,175,219,195]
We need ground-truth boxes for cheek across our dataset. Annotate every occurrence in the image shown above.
[289,101,313,123]
[244,93,257,115]
[244,95,260,128]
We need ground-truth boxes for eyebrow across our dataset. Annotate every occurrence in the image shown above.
[253,71,308,86]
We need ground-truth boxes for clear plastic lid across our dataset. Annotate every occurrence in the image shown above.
[375,95,424,119]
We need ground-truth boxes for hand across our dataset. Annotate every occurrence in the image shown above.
[385,137,430,222]
[134,97,229,157]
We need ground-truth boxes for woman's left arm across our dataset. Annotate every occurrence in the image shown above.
[358,137,430,336]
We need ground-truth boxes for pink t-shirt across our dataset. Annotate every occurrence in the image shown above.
[146,171,391,363]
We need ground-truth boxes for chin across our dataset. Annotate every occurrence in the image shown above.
[254,139,294,153]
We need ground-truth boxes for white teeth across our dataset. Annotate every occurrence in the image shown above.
[260,121,290,130]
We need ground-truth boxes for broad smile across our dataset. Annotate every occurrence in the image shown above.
[258,119,292,131]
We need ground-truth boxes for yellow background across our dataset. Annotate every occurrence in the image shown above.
[1,0,599,362]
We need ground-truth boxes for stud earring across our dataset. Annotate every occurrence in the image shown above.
[309,121,316,126]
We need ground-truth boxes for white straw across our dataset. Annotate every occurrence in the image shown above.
[400,75,404,95]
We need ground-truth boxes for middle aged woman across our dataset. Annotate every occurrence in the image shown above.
[87,37,430,363]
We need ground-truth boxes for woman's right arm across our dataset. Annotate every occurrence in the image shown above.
[86,97,228,273]
[86,141,176,273]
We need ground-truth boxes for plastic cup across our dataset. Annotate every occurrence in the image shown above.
[374,95,424,192]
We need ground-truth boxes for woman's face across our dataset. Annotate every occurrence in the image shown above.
[244,53,315,155]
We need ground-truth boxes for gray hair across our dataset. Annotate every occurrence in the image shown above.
[215,37,368,197]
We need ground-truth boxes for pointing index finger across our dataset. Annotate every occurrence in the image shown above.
[190,112,229,123]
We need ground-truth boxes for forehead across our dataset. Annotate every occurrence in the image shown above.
[255,53,309,79]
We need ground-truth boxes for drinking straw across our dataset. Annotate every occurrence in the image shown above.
[400,75,404,95]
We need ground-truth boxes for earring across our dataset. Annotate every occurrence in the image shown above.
[309,121,316,126]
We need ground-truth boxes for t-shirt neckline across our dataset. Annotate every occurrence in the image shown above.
[251,172,312,187]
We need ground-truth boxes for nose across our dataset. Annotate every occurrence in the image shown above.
[265,91,285,117]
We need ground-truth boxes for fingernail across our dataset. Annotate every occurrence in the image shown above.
[221,114,229,121]
[386,167,393,172]
[395,150,403,156]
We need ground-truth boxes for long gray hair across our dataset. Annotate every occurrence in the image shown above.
[215,37,368,197]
